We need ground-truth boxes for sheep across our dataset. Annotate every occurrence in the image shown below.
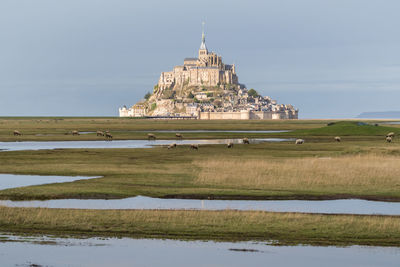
[295,139,304,145]
[190,144,199,150]
[175,133,183,139]
[387,132,395,138]
[386,136,392,143]
[72,130,80,136]
[227,142,234,148]
[334,136,341,142]
[168,143,177,149]
[97,131,105,136]
[13,130,21,136]
[105,132,113,140]
[148,133,156,140]
[242,138,250,144]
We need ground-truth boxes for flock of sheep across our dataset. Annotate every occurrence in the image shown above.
[11,129,396,149]
[295,136,340,145]
[13,130,113,139]
[295,132,395,145]
[72,130,113,140]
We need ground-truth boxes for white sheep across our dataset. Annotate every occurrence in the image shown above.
[295,139,304,145]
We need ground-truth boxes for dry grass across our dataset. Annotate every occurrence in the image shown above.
[195,154,400,191]
[0,206,400,246]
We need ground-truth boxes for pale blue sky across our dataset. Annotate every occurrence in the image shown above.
[0,0,399,118]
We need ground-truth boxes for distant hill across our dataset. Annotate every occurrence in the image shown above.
[357,111,400,119]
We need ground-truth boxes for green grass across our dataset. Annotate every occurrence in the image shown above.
[0,207,399,246]
[0,138,400,201]
[289,121,400,137]
[1,117,400,245]
[0,118,398,142]
[0,117,382,141]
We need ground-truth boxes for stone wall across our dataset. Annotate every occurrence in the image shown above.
[199,110,298,120]
[199,111,248,120]
[159,67,233,89]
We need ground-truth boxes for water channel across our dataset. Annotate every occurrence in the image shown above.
[383,121,400,125]
[0,138,292,151]
[0,234,399,267]
[0,174,100,190]
[1,195,400,215]
[1,174,400,215]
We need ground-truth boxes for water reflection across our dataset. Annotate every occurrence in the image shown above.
[2,196,400,215]
[0,138,292,151]
[383,122,400,125]
[0,174,100,190]
[1,234,399,267]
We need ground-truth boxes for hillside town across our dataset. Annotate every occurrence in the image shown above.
[119,29,298,120]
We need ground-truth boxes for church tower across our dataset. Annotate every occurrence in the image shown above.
[198,22,208,62]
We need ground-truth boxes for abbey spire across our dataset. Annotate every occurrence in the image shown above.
[200,22,207,51]
[199,22,208,59]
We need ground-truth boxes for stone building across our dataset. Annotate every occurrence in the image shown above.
[119,103,147,117]
[157,30,238,92]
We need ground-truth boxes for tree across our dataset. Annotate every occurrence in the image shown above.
[248,88,259,97]
[144,92,152,100]
[188,92,195,98]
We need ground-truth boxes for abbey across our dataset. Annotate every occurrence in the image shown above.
[119,28,298,120]
[157,31,238,92]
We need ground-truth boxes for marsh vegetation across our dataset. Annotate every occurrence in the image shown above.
[1,118,400,246]
[1,207,400,246]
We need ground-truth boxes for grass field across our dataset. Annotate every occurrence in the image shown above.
[0,117,324,141]
[0,121,400,200]
[195,154,400,194]
[0,117,397,141]
[1,207,399,246]
[1,117,400,246]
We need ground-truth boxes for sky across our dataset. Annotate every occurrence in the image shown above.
[0,0,399,118]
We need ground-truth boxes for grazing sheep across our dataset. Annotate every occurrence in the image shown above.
[190,144,199,150]
[295,139,304,145]
[227,142,234,148]
[175,133,183,139]
[148,133,156,140]
[72,130,80,136]
[105,132,113,140]
[334,136,341,142]
[386,136,392,143]
[387,132,395,138]
[242,138,250,144]
[13,130,21,136]
[97,131,105,136]
[168,143,177,149]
